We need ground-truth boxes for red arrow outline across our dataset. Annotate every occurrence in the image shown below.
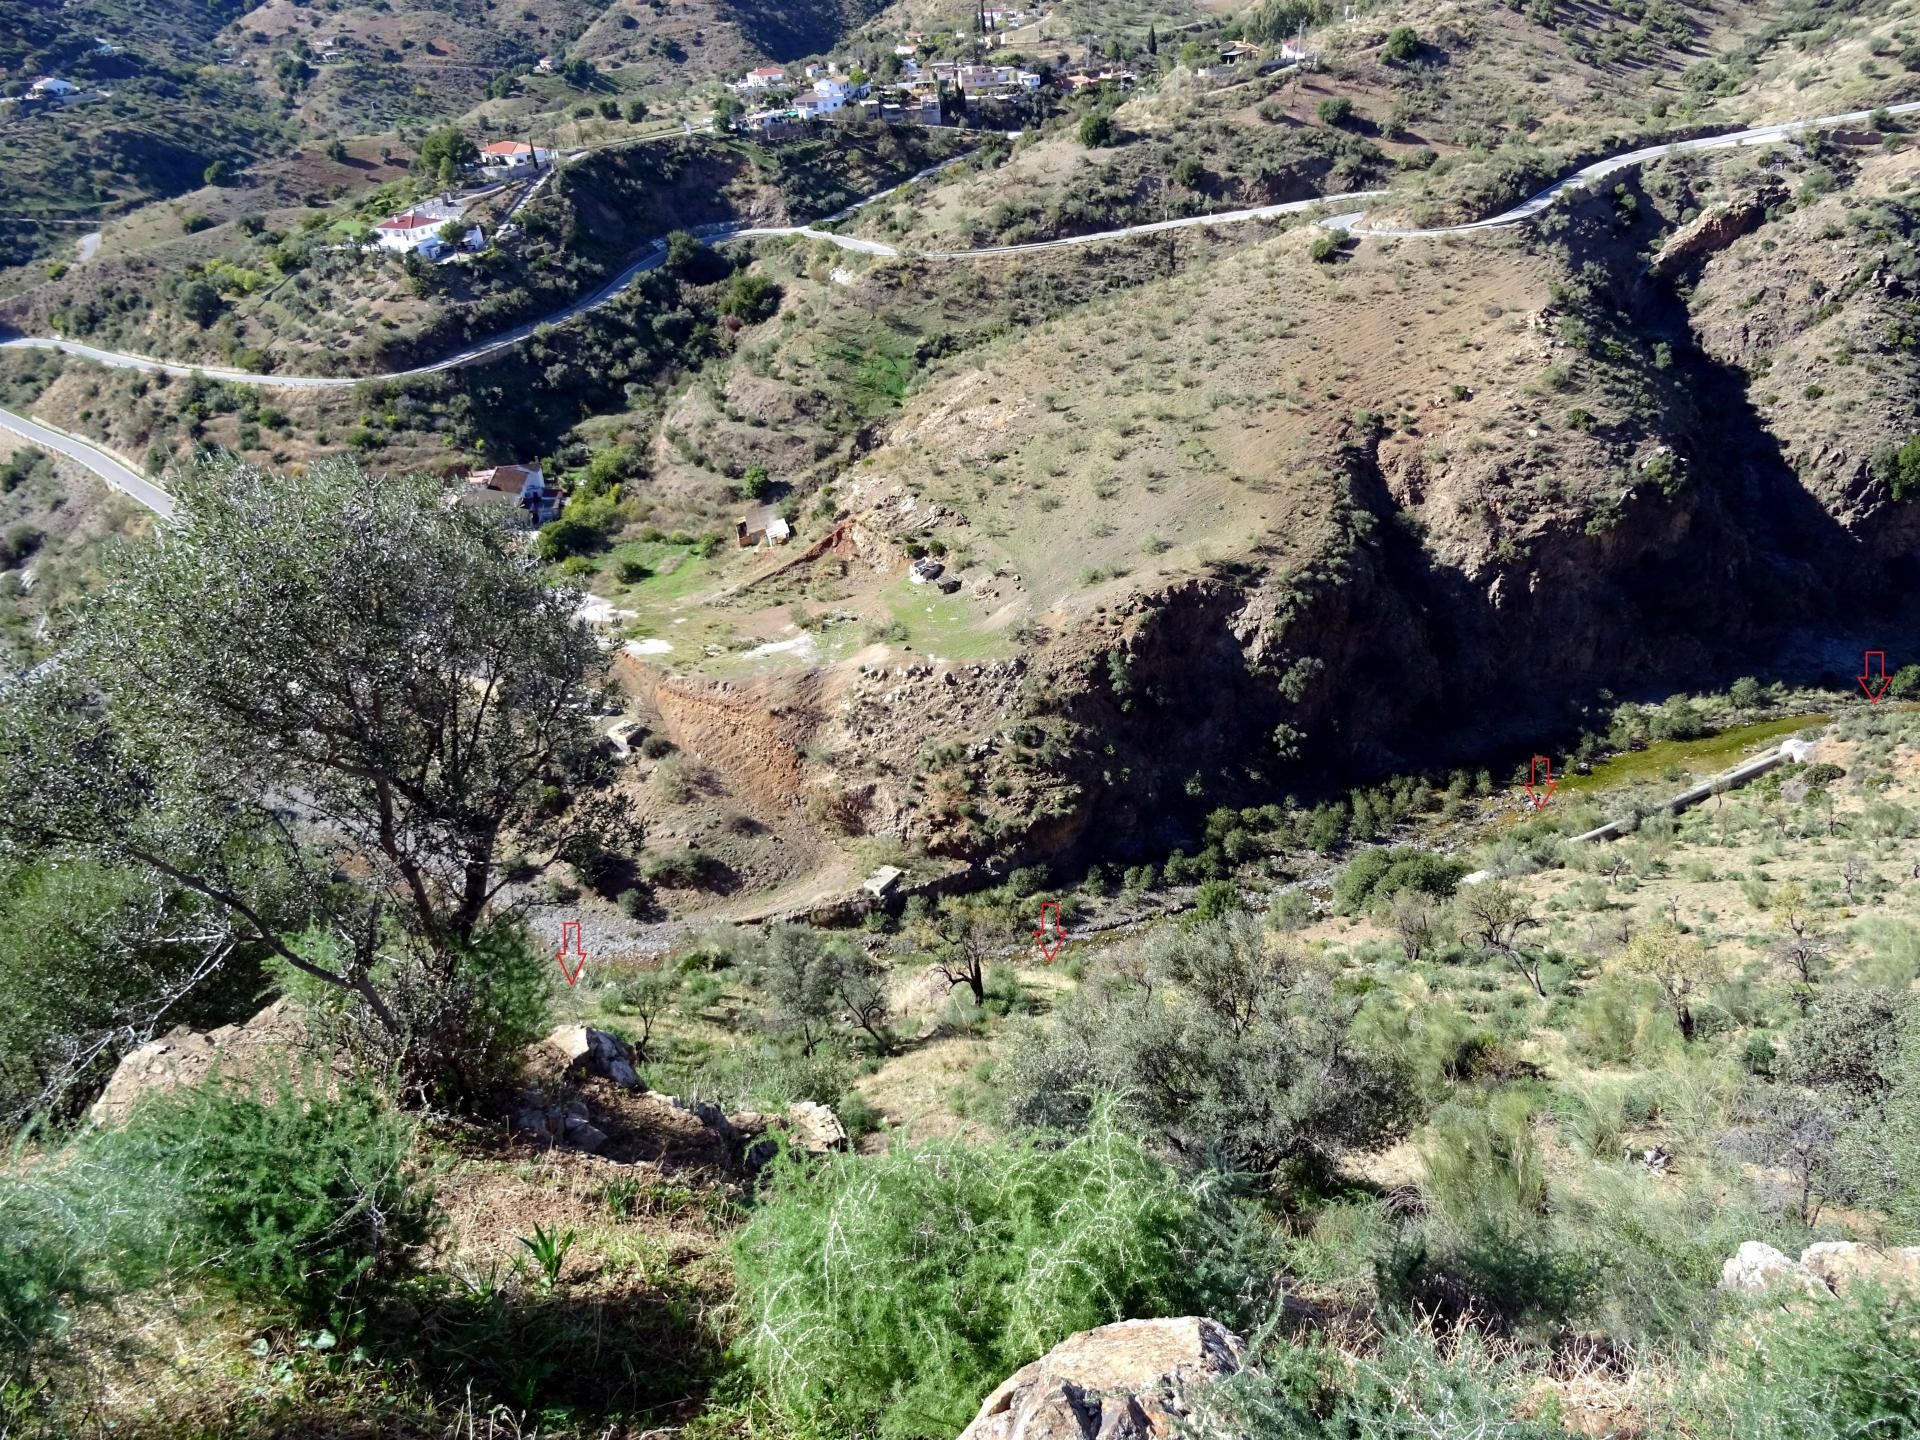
[1523,755,1557,810]
[555,920,588,987]
[1859,650,1891,704]
[1033,900,1067,963]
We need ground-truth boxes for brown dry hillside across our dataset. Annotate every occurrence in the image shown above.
[607,125,1920,882]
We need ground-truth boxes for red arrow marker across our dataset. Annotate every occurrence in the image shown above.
[1523,755,1557,810]
[1859,650,1891,703]
[555,920,588,987]
[1033,900,1067,963]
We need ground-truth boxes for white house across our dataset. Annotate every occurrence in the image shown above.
[30,77,77,98]
[373,210,450,252]
[741,65,786,89]
[463,464,559,526]
[479,139,555,169]
[736,504,790,547]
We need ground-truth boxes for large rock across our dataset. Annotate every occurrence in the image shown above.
[537,1025,643,1089]
[957,1317,1244,1440]
[1647,185,1784,280]
[1720,1241,1827,1298]
[88,999,312,1126]
[1799,1241,1920,1297]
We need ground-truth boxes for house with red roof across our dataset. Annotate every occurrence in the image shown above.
[479,140,556,169]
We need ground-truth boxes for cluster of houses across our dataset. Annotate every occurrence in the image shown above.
[365,139,554,261]
[733,55,1046,134]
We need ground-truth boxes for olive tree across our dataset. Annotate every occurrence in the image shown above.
[1619,922,1727,1042]
[0,455,638,1103]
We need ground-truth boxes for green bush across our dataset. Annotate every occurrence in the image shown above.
[1317,97,1355,127]
[1720,1285,1920,1437]
[1333,847,1471,914]
[1873,436,1920,502]
[98,1071,435,1331]
[1383,25,1420,61]
[0,1150,112,1384]
[1079,112,1115,147]
[718,272,781,324]
[1195,1325,1576,1438]
[733,1118,1223,1439]
[1001,912,1418,1178]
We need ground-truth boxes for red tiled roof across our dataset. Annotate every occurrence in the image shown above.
[481,140,533,156]
[376,211,441,232]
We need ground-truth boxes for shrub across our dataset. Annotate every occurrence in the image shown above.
[1383,25,1420,61]
[1193,878,1242,921]
[1333,847,1470,914]
[719,272,781,324]
[1001,912,1418,1177]
[1195,1325,1576,1438]
[1873,435,1920,502]
[98,1071,434,1330]
[1309,231,1340,263]
[1079,112,1114,147]
[734,1118,1224,1439]
[1722,1285,1920,1436]
[1316,97,1355,127]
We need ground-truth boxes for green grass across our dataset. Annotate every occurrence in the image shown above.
[1560,712,1832,797]
[880,576,1009,662]
[607,541,714,607]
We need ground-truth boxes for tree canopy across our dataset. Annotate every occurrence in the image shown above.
[0,454,636,1101]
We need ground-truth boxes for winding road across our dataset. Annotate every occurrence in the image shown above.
[2,97,1916,424]
[0,410,173,517]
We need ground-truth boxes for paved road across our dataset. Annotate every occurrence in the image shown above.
[0,409,173,517]
[1321,99,1920,237]
[4,99,1914,389]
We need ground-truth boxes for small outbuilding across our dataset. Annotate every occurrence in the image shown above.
[737,504,791,548]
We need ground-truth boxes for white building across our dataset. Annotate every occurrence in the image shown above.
[30,77,77,98]
[463,464,559,526]
[741,66,786,89]
[478,140,556,169]
[373,210,451,252]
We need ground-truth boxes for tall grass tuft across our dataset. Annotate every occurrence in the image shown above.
[732,1114,1231,1439]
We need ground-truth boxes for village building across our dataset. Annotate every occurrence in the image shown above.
[740,66,786,89]
[736,504,791,548]
[479,140,555,169]
[462,464,559,526]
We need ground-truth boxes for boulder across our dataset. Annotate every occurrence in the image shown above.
[88,999,312,1126]
[957,1317,1245,1440]
[538,1025,643,1090]
[785,1099,849,1156]
[1719,1241,1828,1298]
[1799,1241,1920,1297]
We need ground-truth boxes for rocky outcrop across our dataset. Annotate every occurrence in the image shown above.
[957,1318,1245,1440]
[1647,186,1783,280]
[88,999,316,1126]
[1720,1240,1920,1299]
[535,1025,644,1090]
